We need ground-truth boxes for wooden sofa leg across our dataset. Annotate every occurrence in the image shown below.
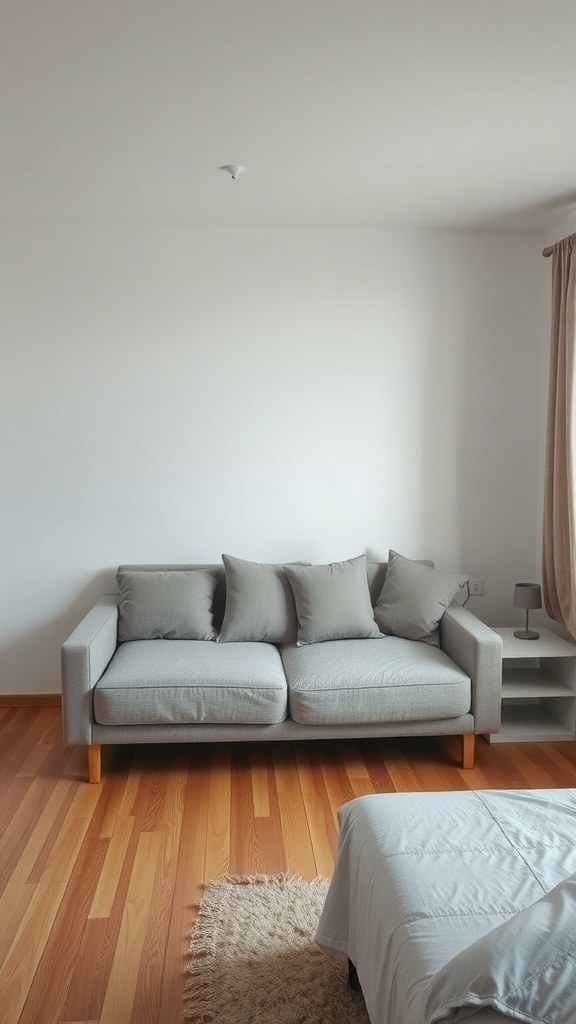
[462,734,475,770]
[88,744,102,784]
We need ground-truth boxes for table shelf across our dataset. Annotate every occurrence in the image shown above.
[502,667,574,699]
[488,627,576,744]
[491,704,575,743]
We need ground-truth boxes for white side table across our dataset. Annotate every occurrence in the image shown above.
[489,626,576,743]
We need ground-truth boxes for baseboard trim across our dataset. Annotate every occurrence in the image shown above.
[0,694,61,707]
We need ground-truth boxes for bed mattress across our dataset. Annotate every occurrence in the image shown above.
[316,788,576,1024]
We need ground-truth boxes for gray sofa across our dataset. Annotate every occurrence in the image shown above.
[60,553,503,783]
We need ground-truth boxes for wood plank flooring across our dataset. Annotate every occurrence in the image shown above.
[2,706,576,1023]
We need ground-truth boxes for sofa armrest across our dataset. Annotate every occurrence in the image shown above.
[440,605,502,734]
[61,597,119,745]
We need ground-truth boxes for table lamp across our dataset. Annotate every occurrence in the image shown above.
[513,583,542,640]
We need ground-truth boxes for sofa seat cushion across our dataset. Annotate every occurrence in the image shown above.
[281,638,470,726]
[94,640,288,726]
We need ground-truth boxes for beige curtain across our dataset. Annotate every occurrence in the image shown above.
[542,232,576,637]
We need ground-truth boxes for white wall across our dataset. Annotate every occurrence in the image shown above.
[0,225,548,693]
[544,202,576,249]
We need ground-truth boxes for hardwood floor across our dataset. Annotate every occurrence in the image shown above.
[2,707,576,1023]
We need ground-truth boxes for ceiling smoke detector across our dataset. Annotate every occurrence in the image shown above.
[220,164,246,180]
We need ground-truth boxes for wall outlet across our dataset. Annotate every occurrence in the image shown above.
[469,579,485,596]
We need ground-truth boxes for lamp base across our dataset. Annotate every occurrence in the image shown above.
[513,629,540,640]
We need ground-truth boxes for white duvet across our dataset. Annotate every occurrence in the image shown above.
[315,789,576,1024]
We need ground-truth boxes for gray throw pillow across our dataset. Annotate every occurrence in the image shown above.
[284,555,381,645]
[117,569,217,641]
[218,554,300,644]
[374,549,469,645]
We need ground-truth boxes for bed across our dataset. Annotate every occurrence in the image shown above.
[315,789,576,1023]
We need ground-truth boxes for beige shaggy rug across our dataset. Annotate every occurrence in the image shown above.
[184,874,370,1024]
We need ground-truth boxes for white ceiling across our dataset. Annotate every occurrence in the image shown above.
[2,0,576,229]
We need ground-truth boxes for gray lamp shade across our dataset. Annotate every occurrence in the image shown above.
[513,583,542,610]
